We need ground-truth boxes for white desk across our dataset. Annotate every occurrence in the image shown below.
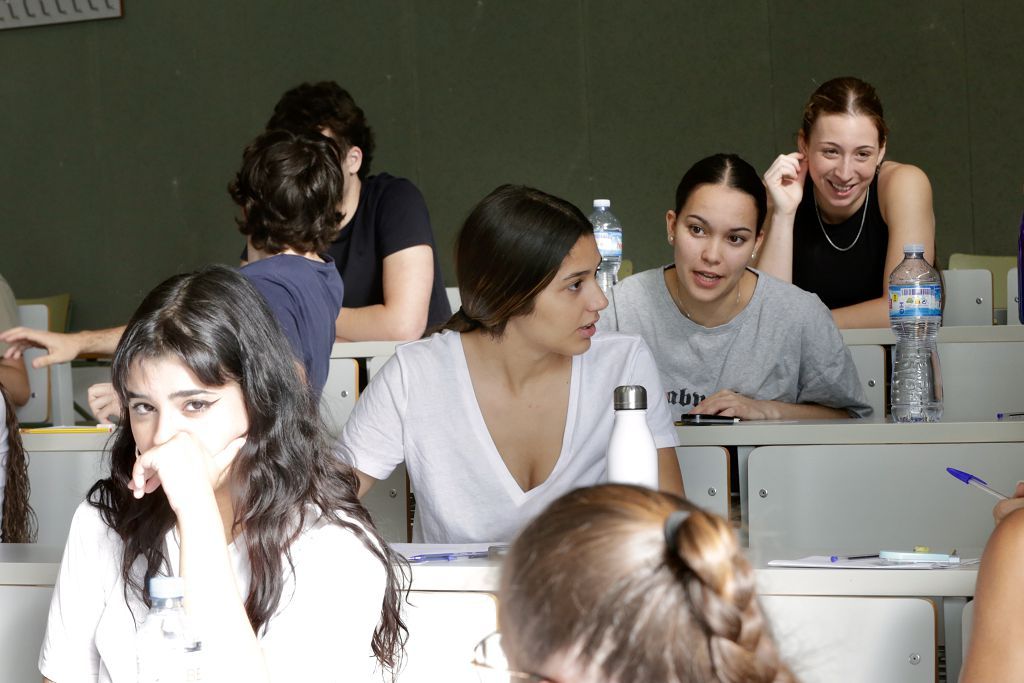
[675,418,1024,533]
[22,432,112,545]
[0,545,62,682]
[0,541,980,683]
[397,547,978,683]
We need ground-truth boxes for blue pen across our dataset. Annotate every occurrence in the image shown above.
[946,467,1009,500]
[829,554,879,563]
[406,550,490,564]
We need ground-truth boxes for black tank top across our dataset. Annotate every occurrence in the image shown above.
[792,172,888,310]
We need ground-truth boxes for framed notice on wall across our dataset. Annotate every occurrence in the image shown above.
[0,0,123,31]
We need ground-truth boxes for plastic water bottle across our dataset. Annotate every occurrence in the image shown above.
[607,385,659,488]
[889,244,943,422]
[137,576,202,682]
[589,199,623,293]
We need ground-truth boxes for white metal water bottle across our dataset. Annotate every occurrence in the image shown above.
[889,244,943,422]
[607,385,659,488]
[589,199,623,294]
[137,576,202,682]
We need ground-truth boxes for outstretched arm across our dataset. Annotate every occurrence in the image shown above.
[693,389,848,420]
[0,326,124,368]
[961,508,1024,681]
[831,164,935,329]
[0,356,29,406]
[334,245,434,342]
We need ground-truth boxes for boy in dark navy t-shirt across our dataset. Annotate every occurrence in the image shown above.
[230,129,345,397]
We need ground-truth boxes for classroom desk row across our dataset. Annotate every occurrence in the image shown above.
[22,416,1024,547]
[0,542,979,682]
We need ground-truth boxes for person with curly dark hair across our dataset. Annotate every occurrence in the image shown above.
[264,81,451,341]
[230,128,346,396]
[0,383,36,543]
[39,266,406,682]
[491,484,797,683]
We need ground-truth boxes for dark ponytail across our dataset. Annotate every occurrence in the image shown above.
[1,384,36,543]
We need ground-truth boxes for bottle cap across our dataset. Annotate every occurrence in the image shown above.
[149,575,185,599]
[614,385,647,410]
[903,244,925,254]
[593,199,611,208]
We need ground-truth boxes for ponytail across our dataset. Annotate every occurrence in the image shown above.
[664,505,794,683]
[501,484,797,683]
[1,384,37,543]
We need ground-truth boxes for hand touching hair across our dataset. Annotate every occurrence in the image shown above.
[499,484,795,683]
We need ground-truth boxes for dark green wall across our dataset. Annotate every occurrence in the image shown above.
[1,1,1021,330]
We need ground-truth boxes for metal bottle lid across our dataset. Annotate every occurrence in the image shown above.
[614,385,647,410]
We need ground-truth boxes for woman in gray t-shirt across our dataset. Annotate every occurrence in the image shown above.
[599,153,871,420]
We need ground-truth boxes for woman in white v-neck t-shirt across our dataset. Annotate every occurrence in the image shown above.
[338,185,682,544]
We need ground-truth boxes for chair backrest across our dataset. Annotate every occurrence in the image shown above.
[15,304,50,424]
[847,344,886,417]
[1009,267,1021,325]
[401,591,498,682]
[15,293,70,333]
[761,595,936,683]
[319,357,359,439]
[446,286,462,313]
[941,269,993,325]
[676,446,729,519]
[948,253,1016,310]
[0,585,54,683]
[939,340,1024,419]
[748,443,1021,550]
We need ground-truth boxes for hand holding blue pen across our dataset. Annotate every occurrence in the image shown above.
[946,467,1009,500]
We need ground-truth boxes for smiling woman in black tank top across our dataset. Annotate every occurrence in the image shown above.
[756,77,936,329]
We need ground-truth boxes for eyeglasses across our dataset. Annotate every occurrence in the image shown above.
[471,631,556,683]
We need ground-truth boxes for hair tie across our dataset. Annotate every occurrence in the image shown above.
[663,510,690,553]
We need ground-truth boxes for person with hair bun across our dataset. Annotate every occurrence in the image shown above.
[39,266,406,682]
[338,185,683,544]
[600,153,870,420]
[490,483,797,683]
[758,77,936,329]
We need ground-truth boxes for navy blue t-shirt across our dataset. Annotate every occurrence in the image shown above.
[241,173,451,332]
[241,254,344,396]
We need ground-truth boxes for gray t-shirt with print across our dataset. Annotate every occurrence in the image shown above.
[597,266,872,418]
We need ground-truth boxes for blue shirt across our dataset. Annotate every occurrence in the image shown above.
[241,254,344,396]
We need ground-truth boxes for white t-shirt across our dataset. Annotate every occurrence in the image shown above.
[39,501,387,682]
[337,330,677,543]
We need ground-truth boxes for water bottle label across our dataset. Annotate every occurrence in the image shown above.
[889,284,941,318]
[594,233,622,259]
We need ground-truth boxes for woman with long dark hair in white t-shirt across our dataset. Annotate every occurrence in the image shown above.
[338,185,684,543]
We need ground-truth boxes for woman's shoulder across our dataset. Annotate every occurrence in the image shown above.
[589,330,652,361]
[878,161,932,196]
[612,267,667,299]
[65,499,122,555]
[295,509,387,577]
[392,330,459,364]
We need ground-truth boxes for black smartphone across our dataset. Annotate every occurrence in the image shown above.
[675,413,740,425]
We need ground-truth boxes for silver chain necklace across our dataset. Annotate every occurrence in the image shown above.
[814,184,870,252]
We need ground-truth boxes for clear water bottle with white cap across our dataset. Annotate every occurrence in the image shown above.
[137,576,202,682]
[889,244,943,422]
[607,385,659,488]
[589,199,623,293]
